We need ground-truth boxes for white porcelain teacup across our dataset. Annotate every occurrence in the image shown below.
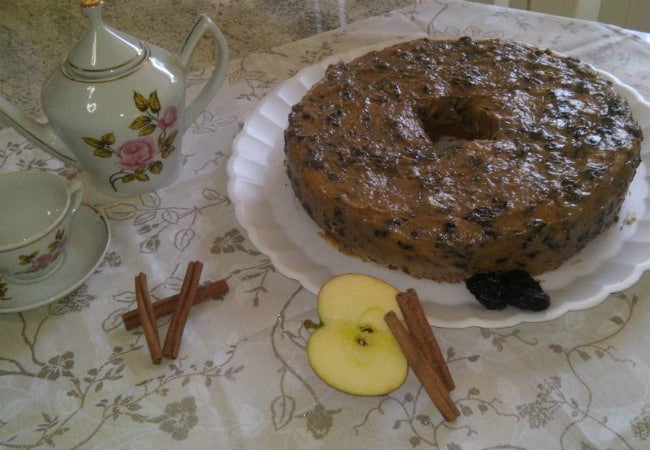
[0,171,84,283]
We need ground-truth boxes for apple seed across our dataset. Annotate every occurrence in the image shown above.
[303,319,322,330]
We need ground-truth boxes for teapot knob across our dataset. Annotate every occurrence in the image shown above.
[80,0,107,32]
[80,0,105,21]
[63,0,146,80]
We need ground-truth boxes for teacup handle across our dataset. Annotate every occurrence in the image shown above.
[68,179,84,214]
[178,15,230,129]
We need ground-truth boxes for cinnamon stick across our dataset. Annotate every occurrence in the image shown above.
[162,261,203,359]
[135,273,163,364]
[121,279,229,330]
[396,289,455,391]
[384,311,459,422]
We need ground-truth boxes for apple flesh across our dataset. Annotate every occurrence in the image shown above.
[306,273,408,396]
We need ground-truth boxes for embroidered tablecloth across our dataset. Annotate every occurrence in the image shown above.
[2,1,650,448]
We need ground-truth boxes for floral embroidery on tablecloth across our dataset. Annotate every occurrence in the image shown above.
[158,397,199,440]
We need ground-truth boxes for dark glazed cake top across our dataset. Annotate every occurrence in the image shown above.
[285,37,642,247]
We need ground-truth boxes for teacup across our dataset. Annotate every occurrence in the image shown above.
[0,171,84,283]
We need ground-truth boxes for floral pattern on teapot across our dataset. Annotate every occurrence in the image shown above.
[82,90,178,192]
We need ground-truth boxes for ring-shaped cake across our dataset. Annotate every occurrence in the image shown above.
[284,37,642,282]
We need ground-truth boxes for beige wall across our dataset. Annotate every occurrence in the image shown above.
[469,0,650,32]
[599,0,650,32]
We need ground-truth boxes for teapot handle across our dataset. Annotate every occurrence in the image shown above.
[178,15,230,129]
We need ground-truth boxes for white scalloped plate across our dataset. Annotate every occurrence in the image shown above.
[227,41,650,328]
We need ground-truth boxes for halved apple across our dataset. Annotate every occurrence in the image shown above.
[306,273,408,396]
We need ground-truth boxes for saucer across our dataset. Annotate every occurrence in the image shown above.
[0,204,110,313]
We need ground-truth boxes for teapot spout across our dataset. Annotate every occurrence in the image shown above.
[0,96,79,167]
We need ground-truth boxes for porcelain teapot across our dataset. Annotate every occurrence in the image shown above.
[0,0,229,197]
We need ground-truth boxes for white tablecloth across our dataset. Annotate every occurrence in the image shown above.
[2,1,650,448]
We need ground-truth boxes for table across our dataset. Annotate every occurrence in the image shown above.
[2,1,650,448]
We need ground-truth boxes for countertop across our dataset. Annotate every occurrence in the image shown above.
[0,0,413,119]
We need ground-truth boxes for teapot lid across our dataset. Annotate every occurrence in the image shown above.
[62,0,148,81]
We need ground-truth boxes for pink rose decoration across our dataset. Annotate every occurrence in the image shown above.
[32,253,55,270]
[158,106,177,130]
[115,137,157,171]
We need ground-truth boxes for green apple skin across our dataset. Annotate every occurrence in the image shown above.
[306,273,408,396]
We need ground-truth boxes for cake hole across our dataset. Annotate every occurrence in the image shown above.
[415,96,498,144]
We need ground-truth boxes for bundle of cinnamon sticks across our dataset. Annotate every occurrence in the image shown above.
[122,261,229,364]
[384,288,460,422]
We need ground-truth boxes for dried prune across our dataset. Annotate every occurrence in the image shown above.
[465,272,508,310]
[499,269,550,311]
[465,269,550,312]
